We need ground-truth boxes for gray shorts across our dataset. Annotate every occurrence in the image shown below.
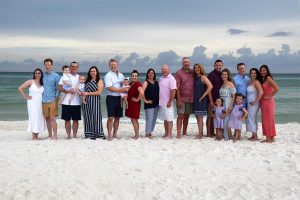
[177,102,194,115]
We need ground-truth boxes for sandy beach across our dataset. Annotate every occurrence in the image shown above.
[0,120,299,199]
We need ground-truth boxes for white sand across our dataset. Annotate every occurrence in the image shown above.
[0,120,299,200]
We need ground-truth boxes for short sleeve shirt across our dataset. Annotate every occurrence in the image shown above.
[158,73,177,106]
[174,68,194,103]
[104,71,125,96]
[233,74,250,97]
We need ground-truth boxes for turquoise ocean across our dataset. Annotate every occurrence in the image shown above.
[0,72,299,124]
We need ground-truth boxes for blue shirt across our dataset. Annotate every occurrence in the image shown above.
[233,74,250,97]
[42,71,60,103]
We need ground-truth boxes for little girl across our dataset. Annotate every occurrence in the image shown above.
[211,98,226,141]
[228,93,248,143]
[120,78,130,109]
[75,75,86,104]
[60,65,74,105]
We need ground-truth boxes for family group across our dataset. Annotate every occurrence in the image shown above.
[18,57,279,143]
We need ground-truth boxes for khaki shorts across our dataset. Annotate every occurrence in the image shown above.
[42,99,58,118]
[177,102,194,115]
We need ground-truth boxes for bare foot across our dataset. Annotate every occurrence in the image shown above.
[195,134,203,139]
[146,134,154,139]
[176,134,182,139]
[51,136,58,140]
[164,135,172,139]
[250,137,258,141]
[131,135,139,140]
[113,135,120,139]
[66,136,71,140]
[108,136,113,141]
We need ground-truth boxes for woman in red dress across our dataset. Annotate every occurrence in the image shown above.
[259,65,279,143]
[125,70,144,139]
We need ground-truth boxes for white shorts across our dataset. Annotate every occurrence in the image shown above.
[159,106,174,122]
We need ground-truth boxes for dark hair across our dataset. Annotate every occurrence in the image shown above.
[32,68,43,86]
[61,65,69,71]
[70,62,79,67]
[214,59,223,65]
[221,68,232,82]
[131,69,139,76]
[109,58,118,65]
[235,93,245,100]
[260,65,273,83]
[215,97,224,106]
[237,63,245,69]
[43,58,53,65]
[146,68,156,81]
[85,66,100,84]
[249,68,262,82]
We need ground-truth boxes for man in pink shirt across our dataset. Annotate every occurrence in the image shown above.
[174,57,194,138]
[159,64,177,139]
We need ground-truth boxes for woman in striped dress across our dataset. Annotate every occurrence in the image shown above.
[82,66,105,139]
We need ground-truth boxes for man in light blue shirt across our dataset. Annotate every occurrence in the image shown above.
[42,58,60,140]
[233,63,250,106]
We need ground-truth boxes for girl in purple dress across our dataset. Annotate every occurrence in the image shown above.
[211,98,226,141]
[228,93,248,143]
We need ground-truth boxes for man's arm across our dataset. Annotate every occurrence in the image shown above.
[167,89,177,108]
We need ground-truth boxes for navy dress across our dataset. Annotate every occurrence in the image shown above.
[194,76,208,116]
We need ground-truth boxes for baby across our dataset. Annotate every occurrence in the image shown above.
[120,78,130,109]
[60,65,74,105]
[75,75,86,104]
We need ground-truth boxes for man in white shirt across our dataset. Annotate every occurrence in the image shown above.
[58,62,81,139]
[104,59,128,140]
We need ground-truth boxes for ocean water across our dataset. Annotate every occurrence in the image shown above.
[0,72,299,124]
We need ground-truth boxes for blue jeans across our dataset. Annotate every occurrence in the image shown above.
[145,107,159,134]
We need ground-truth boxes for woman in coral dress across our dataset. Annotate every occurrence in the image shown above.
[259,65,279,143]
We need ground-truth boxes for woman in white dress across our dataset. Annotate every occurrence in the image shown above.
[18,68,45,140]
[246,68,263,141]
[219,68,236,140]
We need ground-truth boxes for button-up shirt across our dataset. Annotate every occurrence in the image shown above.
[174,68,194,103]
[159,73,177,106]
[208,69,222,101]
[42,71,60,103]
[104,71,125,96]
[233,74,250,97]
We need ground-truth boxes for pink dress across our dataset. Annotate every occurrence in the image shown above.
[261,83,276,137]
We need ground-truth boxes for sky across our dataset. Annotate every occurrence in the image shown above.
[0,0,300,72]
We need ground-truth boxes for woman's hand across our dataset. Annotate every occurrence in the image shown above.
[25,94,32,100]
[145,99,153,104]
[199,96,204,102]
[249,101,257,105]
[132,97,139,102]
[263,95,272,100]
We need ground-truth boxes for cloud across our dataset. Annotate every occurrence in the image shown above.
[1,44,300,73]
[268,31,292,37]
[227,28,248,35]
